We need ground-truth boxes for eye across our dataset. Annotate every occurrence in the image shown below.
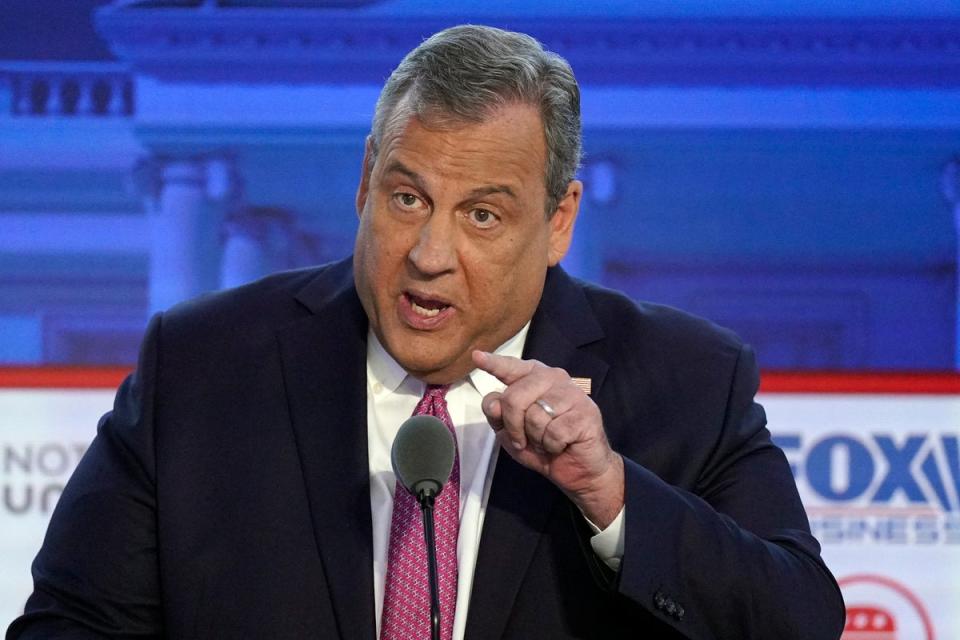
[393,191,424,211]
[467,207,499,229]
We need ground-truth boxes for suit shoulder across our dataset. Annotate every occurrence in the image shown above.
[159,260,349,342]
[576,278,745,363]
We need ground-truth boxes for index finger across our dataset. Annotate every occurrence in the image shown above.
[471,350,537,385]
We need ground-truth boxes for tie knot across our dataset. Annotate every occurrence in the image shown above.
[425,384,450,400]
[413,384,452,422]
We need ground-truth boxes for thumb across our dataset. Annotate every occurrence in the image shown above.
[481,391,504,431]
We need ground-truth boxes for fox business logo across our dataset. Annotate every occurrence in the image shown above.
[774,433,960,545]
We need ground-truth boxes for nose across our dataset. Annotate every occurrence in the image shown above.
[408,212,457,276]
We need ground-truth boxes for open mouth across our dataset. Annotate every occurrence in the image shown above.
[406,292,451,318]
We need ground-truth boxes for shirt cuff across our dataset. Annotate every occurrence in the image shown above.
[583,506,625,572]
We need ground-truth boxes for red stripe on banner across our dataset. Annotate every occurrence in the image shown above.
[0,367,131,389]
[760,371,960,394]
[1,367,959,393]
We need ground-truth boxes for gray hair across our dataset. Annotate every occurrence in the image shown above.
[369,24,582,216]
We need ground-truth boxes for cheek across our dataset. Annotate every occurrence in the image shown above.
[355,221,394,296]
[469,250,529,309]
[497,229,548,271]
[353,229,376,311]
[359,215,408,278]
[494,233,550,301]
[355,220,378,272]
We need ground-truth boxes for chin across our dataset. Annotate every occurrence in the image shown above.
[399,353,454,377]
[393,348,462,381]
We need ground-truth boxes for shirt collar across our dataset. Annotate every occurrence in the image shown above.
[366,322,531,396]
[466,323,529,397]
[366,330,411,394]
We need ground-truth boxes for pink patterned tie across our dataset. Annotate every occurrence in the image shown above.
[381,384,460,640]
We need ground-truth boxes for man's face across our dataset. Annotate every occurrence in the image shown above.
[353,102,581,383]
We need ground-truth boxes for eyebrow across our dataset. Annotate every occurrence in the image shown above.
[382,161,427,192]
[382,161,518,201]
[466,184,518,201]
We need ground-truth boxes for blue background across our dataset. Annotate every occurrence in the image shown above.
[1,0,959,370]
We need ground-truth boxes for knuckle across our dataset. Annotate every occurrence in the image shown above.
[526,359,546,374]
[500,392,518,414]
[549,367,573,387]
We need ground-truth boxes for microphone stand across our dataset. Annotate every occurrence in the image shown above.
[417,489,442,640]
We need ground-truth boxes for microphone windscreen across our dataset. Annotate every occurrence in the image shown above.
[391,415,456,498]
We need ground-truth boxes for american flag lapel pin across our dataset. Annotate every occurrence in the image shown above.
[571,377,592,395]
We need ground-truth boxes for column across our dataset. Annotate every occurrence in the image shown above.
[138,155,241,313]
[942,158,960,369]
[14,78,32,115]
[108,76,126,116]
[75,77,94,116]
[220,207,288,289]
[47,77,63,116]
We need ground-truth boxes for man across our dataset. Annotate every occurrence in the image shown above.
[8,25,844,639]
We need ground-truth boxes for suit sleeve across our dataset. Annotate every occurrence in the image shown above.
[6,315,165,639]
[614,344,844,640]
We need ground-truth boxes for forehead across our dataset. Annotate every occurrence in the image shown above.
[375,103,548,195]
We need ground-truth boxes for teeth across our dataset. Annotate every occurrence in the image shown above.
[411,300,441,317]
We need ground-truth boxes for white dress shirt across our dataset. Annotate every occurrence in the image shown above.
[366,326,624,639]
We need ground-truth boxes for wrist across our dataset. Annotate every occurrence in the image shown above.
[567,453,625,529]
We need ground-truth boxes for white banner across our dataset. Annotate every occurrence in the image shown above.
[2,387,958,638]
[0,389,110,625]
[762,393,960,640]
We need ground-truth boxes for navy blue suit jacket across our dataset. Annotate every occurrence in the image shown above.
[8,258,844,639]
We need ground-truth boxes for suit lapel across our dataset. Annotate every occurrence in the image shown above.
[277,262,376,640]
[466,267,609,640]
[274,263,609,640]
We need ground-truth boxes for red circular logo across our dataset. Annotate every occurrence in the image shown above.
[838,574,935,640]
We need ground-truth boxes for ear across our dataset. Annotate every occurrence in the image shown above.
[547,179,582,266]
[355,135,375,217]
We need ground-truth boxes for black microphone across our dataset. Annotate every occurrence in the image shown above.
[391,415,456,640]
